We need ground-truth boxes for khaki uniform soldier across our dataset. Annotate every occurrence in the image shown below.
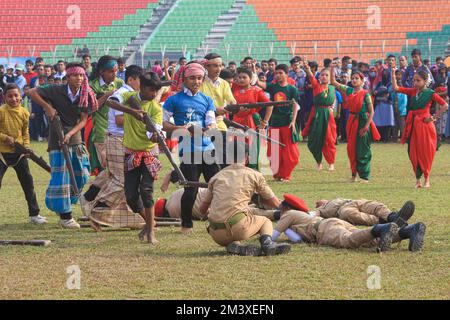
[273,195,426,252]
[199,140,291,256]
[313,198,415,227]
[155,188,209,220]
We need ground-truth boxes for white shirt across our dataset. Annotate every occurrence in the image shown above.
[54,71,66,80]
[67,85,80,103]
[107,84,133,137]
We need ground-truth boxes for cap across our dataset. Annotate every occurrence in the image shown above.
[15,64,25,71]
[154,198,166,218]
[282,194,309,212]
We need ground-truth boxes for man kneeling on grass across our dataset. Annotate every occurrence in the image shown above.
[272,195,426,252]
[199,139,291,256]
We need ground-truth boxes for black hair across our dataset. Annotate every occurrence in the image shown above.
[35,57,44,64]
[82,54,91,60]
[261,60,268,64]
[4,83,20,95]
[178,56,187,63]
[47,75,55,81]
[342,56,352,63]
[66,62,85,70]
[140,72,162,90]
[125,65,143,83]
[243,56,253,63]
[236,67,252,79]
[57,60,65,65]
[204,52,221,60]
[436,56,443,62]
[394,69,403,75]
[275,64,289,74]
[219,69,234,80]
[117,57,125,65]
[25,59,33,66]
[415,70,429,82]
[268,58,278,65]
[93,55,117,79]
[228,61,236,66]
[290,56,301,65]
[387,54,396,60]
[44,64,53,69]
[411,48,422,57]
[323,58,332,68]
[423,59,430,65]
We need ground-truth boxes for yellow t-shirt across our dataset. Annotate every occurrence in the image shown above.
[200,78,235,131]
[121,92,162,152]
[0,104,30,153]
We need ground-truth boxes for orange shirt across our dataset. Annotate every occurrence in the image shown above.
[231,84,270,128]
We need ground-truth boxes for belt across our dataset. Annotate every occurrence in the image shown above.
[208,212,246,230]
[313,220,322,232]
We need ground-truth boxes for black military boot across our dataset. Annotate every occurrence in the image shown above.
[398,222,426,252]
[371,223,399,252]
[385,201,415,228]
[226,242,261,256]
[259,235,291,256]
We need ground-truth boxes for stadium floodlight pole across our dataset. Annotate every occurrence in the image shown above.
[181,44,187,58]
[203,44,209,57]
[336,40,340,57]
[269,42,274,56]
[94,45,100,57]
[382,40,386,58]
[104,45,110,55]
[73,46,78,60]
[405,39,409,53]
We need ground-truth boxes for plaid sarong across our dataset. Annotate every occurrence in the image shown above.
[94,135,126,207]
[124,146,162,179]
[45,144,90,214]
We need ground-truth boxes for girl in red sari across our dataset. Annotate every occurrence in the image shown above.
[231,68,273,170]
[331,66,380,182]
[301,62,337,171]
[391,69,448,188]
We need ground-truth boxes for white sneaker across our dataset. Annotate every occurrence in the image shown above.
[30,215,47,225]
[59,218,81,229]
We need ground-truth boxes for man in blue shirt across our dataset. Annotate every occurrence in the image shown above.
[288,57,308,131]
[163,62,220,235]
[402,49,434,88]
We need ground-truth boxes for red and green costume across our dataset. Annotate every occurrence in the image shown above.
[265,83,300,180]
[302,76,337,165]
[398,87,446,179]
[342,86,380,180]
[231,85,270,170]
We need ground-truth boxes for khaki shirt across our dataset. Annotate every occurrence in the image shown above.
[275,210,323,243]
[205,164,275,223]
[315,198,353,218]
[165,188,208,220]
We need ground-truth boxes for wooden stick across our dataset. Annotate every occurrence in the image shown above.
[0,240,51,246]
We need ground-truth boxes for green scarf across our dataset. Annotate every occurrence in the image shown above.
[313,84,336,107]
[409,88,434,111]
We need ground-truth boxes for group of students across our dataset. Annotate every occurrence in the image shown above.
[0,49,447,253]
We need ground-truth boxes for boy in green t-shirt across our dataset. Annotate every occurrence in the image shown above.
[257,64,300,182]
[107,72,163,245]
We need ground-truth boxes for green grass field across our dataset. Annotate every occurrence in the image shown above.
[0,141,449,300]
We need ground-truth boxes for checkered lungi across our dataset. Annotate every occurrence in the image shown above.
[83,134,145,228]
[45,144,90,214]
[94,135,126,207]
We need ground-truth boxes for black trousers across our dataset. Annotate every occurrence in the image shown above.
[0,152,40,216]
[179,153,220,228]
[124,161,155,214]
